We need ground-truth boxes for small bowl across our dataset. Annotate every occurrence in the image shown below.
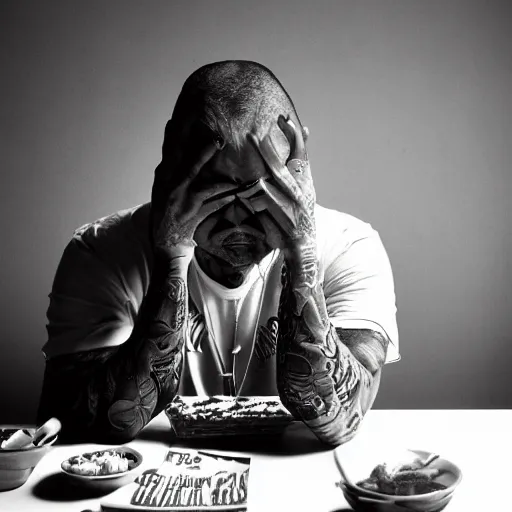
[61,446,143,490]
[0,425,58,491]
[334,444,462,512]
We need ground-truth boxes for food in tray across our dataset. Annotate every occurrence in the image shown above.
[357,453,447,496]
[62,449,134,476]
[170,396,291,420]
[166,395,294,437]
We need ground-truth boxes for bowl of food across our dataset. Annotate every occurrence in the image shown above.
[61,446,143,490]
[0,418,61,491]
[165,395,296,438]
[334,445,462,512]
[339,481,455,512]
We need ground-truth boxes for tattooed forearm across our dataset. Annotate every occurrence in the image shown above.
[38,257,190,443]
[285,184,320,315]
[152,277,187,334]
[277,263,388,446]
[289,240,319,314]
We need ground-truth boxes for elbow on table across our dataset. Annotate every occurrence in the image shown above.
[302,403,366,448]
[310,419,363,448]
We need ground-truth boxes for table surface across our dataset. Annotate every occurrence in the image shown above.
[0,409,509,512]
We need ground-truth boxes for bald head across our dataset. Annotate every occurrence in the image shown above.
[165,60,301,156]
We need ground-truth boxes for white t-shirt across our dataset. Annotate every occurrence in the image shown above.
[43,202,399,396]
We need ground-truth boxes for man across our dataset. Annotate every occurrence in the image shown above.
[38,61,399,446]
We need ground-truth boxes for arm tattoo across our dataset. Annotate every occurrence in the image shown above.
[38,262,189,443]
[289,193,319,314]
[291,240,319,314]
[277,263,388,446]
[153,277,186,335]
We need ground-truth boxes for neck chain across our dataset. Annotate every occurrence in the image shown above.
[193,260,269,397]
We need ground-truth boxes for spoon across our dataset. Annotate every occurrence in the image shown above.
[32,417,62,447]
[333,451,352,485]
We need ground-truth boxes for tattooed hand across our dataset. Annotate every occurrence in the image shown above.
[249,116,319,314]
[151,122,238,258]
[248,116,315,245]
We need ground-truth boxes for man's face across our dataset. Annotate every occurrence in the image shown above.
[193,139,282,270]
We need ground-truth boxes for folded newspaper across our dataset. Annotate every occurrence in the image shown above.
[101,448,251,511]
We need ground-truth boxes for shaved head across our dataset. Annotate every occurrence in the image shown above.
[164,60,302,155]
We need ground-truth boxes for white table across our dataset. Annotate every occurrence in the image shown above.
[0,410,509,511]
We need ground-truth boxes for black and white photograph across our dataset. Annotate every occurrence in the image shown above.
[0,1,510,510]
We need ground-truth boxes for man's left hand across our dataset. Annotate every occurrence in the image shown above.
[248,115,316,252]
[249,116,319,313]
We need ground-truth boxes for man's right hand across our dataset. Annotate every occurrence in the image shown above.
[151,122,237,259]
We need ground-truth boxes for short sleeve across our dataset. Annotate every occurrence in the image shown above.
[319,213,400,364]
[43,206,151,360]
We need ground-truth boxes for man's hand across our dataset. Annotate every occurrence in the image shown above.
[249,116,319,315]
[151,122,237,258]
[248,116,316,249]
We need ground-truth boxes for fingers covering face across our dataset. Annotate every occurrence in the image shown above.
[250,133,304,201]
[278,116,306,162]
[198,192,236,218]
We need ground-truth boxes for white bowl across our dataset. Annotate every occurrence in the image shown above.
[61,446,143,490]
[0,424,59,492]
[0,427,58,491]
[333,443,462,510]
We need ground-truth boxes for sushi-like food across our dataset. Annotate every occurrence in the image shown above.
[357,454,447,496]
[166,396,294,438]
[62,449,133,476]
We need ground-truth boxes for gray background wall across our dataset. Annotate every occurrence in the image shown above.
[1,0,511,423]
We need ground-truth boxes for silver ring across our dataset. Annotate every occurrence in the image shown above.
[287,159,308,173]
